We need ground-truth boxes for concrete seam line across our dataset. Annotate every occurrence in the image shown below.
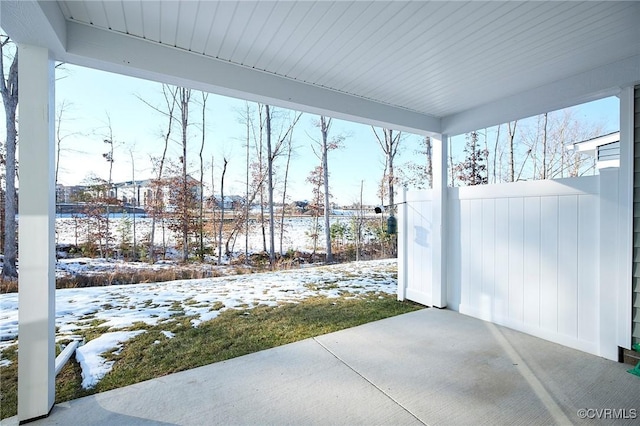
[485,323,572,424]
[312,337,428,426]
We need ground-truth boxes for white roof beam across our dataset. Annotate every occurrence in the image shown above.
[442,54,640,136]
[0,0,66,55]
[62,21,441,135]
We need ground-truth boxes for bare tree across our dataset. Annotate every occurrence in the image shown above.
[541,113,548,179]
[224,166,265,257]
[492,125,501,184]
[521,109,601,180]
[279,129,295,256]
[79,174,111,257]
[0,155,4,253]
[372,128,402,211]
[319,117,333,262]
[145,85,178,261]
[244,103,251,263]
[226,103,269,259]
[306,165,324,255]
[198,92,208,260]
[264,106,302,264]
[402,136,433,189]
[378,158,388,210]
[217,157,228,265]
[252,104,268,252]
[178,88,192,261]
[309,116,343,263]
[353,180,365,261]
[54,99,78,189]
[129,148,138,259]
[102,115,117,256]
[507,121,517,182]
[265,105,276,265]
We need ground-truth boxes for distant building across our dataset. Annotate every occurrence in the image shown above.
[56,175,203,211]
[112,179,154,207]
[566,131,620,169]
[208,194,245,210]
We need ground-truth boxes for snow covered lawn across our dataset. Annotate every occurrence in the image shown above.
[0,259,398,389]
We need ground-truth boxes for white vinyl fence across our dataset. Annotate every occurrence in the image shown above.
[397,190,434,306]
[398,170,625,360]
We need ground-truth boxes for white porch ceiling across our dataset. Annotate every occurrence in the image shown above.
[2,1,640,135]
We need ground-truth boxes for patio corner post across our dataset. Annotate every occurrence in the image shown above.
[616,85,634,351]
[431,133,448,308]
[17,43,56,423]
[599,168,621,361]
[397,187,408,301]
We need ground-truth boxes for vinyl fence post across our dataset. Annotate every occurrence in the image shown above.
[397,187,407,301]
[431,134,448,308]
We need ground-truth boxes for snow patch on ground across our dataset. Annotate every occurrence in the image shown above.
[0,259,398,378]
[75,330,146,389]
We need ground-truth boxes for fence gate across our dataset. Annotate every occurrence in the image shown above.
[397,189,434,306]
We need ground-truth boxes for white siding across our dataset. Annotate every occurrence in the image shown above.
[633,85,640,346]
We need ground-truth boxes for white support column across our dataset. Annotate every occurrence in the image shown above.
[17,44,56,422]
[616,86,634,351]
[397,187,408,301]
[599,168,621,361]
[431,134,448,308]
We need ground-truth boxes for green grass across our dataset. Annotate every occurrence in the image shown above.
[0,293,422,420]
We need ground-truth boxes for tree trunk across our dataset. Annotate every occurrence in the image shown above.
[542,113,548,180]
[145,85,177,263]
[257,106,267,253]
[492,125,501,184]
[245,103,250,264]
[321,117,333,263]
[104,117,115,258]
[218,158,228,265]
[356,180,363,261]
[280,133,293,256]
[387,148,394,211]
[508,121,517,182]
[130,150,137,259]
[373,128,401,210]
[265,105,276,266]
[448,138,455,187]
[0,178,5,253]
[199,93,208,260]
[211,154,216,255]
[424,136,433,188]
[2,102,17,279]
[180,88,191,262]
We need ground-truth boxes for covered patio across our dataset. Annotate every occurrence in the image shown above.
[1,1,639,423]
[3,309,640,425]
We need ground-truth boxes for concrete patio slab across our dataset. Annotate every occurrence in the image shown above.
[3,309,639,425]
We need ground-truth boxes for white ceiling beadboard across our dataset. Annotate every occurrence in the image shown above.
[4,0,640,134]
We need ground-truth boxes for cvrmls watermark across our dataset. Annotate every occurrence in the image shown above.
[577,408,637,420]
